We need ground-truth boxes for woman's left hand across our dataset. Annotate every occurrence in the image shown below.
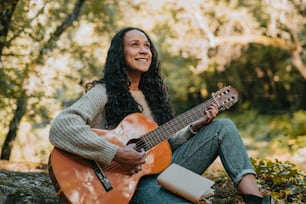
[190,103,219,133]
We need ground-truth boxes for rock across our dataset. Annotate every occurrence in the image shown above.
[0,169,60,204]
[0,161,245,204]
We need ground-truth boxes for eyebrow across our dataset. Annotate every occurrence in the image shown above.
[127,39,150,44]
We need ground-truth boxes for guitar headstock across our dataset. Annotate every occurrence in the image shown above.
[212,86,239,111]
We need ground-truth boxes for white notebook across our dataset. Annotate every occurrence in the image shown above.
[157,163,214,203]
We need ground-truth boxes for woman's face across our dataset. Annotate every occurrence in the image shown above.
[123,29,152,74]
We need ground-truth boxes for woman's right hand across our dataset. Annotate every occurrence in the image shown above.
[113,143,146,174]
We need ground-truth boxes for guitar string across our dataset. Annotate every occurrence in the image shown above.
[102,98,218,172]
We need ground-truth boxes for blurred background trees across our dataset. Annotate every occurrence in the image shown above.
[0,0,305,169]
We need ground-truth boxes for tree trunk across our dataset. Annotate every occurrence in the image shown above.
[1,96,27,160]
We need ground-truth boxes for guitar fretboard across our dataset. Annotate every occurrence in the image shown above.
[139,98,217,151]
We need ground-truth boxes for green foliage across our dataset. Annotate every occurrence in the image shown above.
[251,158,306,203]
[163,44,306,118]
[205,158,305,203]
[223,110,306,154]
[217,110,306,203]
[201,45,305,113]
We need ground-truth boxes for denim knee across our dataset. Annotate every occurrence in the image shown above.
[216,118,237,130]
[213,118,239,138]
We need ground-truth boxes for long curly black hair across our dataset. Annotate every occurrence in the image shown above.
[90,27,174,127]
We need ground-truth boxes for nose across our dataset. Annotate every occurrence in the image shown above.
[139,46,149,54]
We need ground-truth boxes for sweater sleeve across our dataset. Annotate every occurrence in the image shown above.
[168,125,196,150]
[49,84,118,166]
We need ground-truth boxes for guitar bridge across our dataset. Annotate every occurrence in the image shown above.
[90,160,113,192]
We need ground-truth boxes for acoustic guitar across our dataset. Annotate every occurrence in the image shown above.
[48,86,238,204]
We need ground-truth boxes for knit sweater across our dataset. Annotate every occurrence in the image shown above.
[49,84,194,166]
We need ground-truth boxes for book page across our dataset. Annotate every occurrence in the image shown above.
[157,163,214,203]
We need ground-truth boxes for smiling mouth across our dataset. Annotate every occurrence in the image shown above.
[135,58,149,62]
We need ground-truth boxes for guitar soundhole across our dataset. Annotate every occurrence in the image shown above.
[128,138,148,152]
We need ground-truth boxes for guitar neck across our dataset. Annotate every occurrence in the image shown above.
[140,98,216,151]
[137,85,238,151]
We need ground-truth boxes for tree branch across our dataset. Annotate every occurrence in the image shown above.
[39,0,85,58]
[211,35,296,51]
[6,0,50,47]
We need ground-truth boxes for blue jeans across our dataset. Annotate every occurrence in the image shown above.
[130,118,256,204]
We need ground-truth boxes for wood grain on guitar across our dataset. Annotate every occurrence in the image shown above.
[48,86,238,204]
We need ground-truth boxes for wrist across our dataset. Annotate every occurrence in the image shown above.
[188,124,198,134]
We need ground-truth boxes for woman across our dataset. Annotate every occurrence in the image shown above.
[49,27,271,204]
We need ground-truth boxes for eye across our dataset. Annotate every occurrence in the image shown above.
[131,42,139,47]
[145,43,150,48]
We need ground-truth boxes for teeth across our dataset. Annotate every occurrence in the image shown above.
[136,59,147,62]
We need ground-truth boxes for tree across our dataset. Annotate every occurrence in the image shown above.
[140,0,305,113]
[159,0,306,79]
[0,0,85,160]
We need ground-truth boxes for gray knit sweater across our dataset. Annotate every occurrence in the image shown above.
[49,84,194,166]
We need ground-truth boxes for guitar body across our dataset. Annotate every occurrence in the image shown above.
[48,113,172,204]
